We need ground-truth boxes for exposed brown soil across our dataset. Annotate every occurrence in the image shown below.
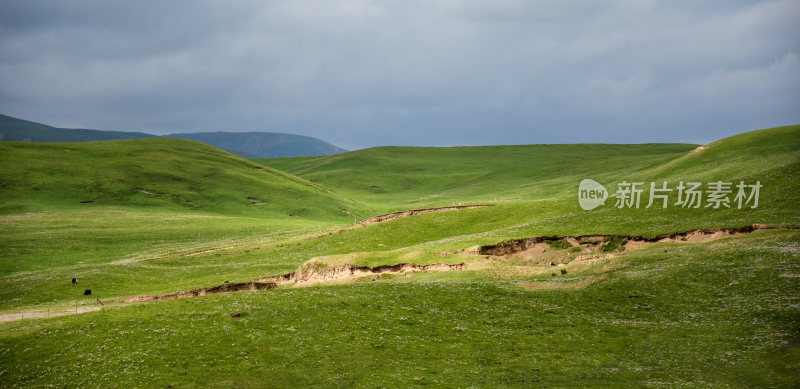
[137,188,155,195]
[120,225,789,304]
[360,205,493,225]
[121,282,277,303]
[478,224,793,259]
[688,145,708,154]
[5,224,795,323]
[258,262,466,286]
[119,261,463,303]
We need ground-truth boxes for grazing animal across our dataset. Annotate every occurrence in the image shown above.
[83,289,91,296]
[72,278,77,284]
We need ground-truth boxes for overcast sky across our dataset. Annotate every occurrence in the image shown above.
[0,0,798,149]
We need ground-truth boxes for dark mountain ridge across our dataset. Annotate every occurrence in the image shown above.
[0,113,346,158]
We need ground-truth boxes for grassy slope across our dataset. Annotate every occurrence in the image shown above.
[257,143,698,213]
[255,126,800,255]
[0,138,354,301]
[0,137,355,219]
[1,126,798,308]
[1,230,798,387]
[645,124,800,181]
[258,126,799,214]
[1,125,799,387]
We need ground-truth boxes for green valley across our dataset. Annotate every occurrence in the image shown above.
[1,125,798,387]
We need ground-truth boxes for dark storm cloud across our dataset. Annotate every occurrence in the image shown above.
[0,0,798,149]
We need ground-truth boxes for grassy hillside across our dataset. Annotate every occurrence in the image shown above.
[166,131,347,158]
[0,113,152,142]
[2,230,798,387]
[1,125,797,304]
[0,137,355,219]
[257,143,698,213]
[259,125,799,215]
[644,124,800,182]
[1,125,798,387]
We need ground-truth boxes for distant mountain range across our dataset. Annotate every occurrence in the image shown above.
[0,113,153,143]
[167,131,346,158]
[0,113,346,158]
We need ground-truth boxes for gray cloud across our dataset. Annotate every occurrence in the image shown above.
[1,0,798,149]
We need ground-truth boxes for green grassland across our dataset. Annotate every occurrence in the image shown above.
[256,143,698,213]
[2,230,798,387]
[0,137,355,219]
[257,125,799,215]
[0,125,798,387]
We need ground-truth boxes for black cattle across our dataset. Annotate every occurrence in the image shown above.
[83,289,91,296]
[72,278,77,284]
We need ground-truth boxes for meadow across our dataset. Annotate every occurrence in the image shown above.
[0,125,798,387]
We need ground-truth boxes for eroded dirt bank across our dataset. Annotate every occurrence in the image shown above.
[102,224,800,304]
[8,224,793,322]
[359,205,493,225]
[121,281,278,303]
[478,224,794,257]
[119,262,465,303]
[258,262,466,286]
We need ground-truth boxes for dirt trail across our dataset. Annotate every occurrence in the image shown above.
[123,205,492,264]
[180,247,233,257]
[359,205,493,225]
[0,306,102,324]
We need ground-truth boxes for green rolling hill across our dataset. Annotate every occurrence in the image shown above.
[643,124,800,182]
[2,124,796,224]
[0,124,798,387]
[0,137,354,220]
[256,143,698,212]
[257,125,799,214]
